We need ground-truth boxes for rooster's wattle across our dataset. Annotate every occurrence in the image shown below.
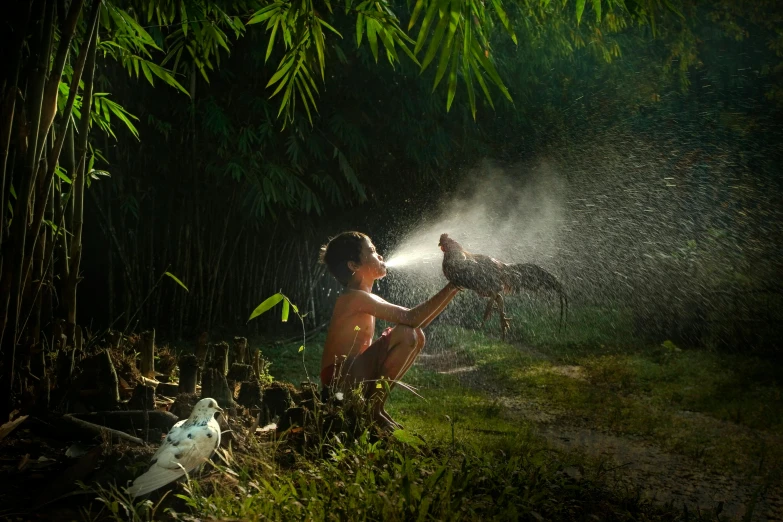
[439,233,567,339]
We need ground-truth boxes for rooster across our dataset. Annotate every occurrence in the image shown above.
[438,233,567,339]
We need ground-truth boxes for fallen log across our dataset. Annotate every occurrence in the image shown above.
[69,410,179,432]
[60,414,145,445]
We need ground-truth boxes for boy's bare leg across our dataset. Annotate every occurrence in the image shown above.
[349,325,426,431]
[374,326,425,429]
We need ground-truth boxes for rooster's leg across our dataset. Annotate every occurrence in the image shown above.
[481,298,496,329]
[496,294,511,340]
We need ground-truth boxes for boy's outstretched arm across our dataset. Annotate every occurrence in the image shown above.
[417,285,458,328]
[354,283,460,328]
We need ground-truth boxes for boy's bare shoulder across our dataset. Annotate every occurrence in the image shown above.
[342,289,389,305]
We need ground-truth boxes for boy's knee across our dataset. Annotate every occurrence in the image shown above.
[394,325,419,349]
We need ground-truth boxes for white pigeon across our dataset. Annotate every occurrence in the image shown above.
[127,398,223,497]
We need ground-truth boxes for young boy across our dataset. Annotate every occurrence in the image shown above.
[319,231,461,430]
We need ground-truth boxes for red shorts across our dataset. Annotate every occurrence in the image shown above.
[320,327,393,387]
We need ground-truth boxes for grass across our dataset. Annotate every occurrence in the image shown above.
[402,306,783,476]
[86,305,782,520]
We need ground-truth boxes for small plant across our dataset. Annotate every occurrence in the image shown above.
[80,482,170,522]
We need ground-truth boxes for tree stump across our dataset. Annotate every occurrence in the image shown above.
[232,337,248,364]
[227,363,253,398]
[278,406,309,432]
[171,393,199,419]
[237,380,263,409]
[139,330,155,378]
[128,384,155,410]
[227,363,253,383]
[208,342,230,376]
[178,354,199,394]
[201,368,234,408]
[259,382,295,424]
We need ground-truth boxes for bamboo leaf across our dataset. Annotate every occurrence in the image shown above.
[408,0,427,30]
[446,44,459,110]
[317,17,341,36]
[267,55,295,88]
[295,77,314,124]
[248,293,284,322]
[376,22,399,64]
[356,13,364,47]
[55,166,73,184]
[367,17,379,61]
[576,0,586,24]
[472,41,511,102]
[414,0,442,53]
[141,61,154,86]
[266,19,280,63]
[490,0,517,44]
[164,271,190,292]
[421,8,451,71]
[248,3,284,25]
[471,55,495,109]
[432,35,453,90]
[181,2,188,36]
[592,0,601,22]
[296,74,319,120]
[463,58,476,118]
[281,298,290,322]
[312,20,326,79]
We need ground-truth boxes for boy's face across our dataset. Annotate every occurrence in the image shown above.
[351,237,386,280]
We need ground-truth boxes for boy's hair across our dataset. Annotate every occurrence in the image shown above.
[319,231,369,286]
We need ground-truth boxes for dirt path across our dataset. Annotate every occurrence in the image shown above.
[415,353,783,522]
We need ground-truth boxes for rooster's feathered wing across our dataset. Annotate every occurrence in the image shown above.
[442,250,508,297]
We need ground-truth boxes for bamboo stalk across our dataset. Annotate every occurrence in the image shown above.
[36,0,86,160]
[65,15,98,328]
[0,4,32,247]
[107,197,114,322]
[24,0,102,327]
[146,193,154,325]
[0,0,53,419]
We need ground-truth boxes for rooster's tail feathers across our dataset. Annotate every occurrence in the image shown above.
[507,263,568,331]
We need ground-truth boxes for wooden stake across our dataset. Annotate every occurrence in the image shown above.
[178,353,198,394]
[139,329,155,378]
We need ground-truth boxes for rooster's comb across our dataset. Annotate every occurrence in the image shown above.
[439,233,450,245]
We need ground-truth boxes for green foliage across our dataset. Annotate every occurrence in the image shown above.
[92,428,691,521]
[163,271,190,292]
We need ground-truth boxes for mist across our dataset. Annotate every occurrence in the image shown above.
[379,123,783,347]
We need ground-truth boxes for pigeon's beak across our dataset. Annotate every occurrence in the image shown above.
[215,405,224,413]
